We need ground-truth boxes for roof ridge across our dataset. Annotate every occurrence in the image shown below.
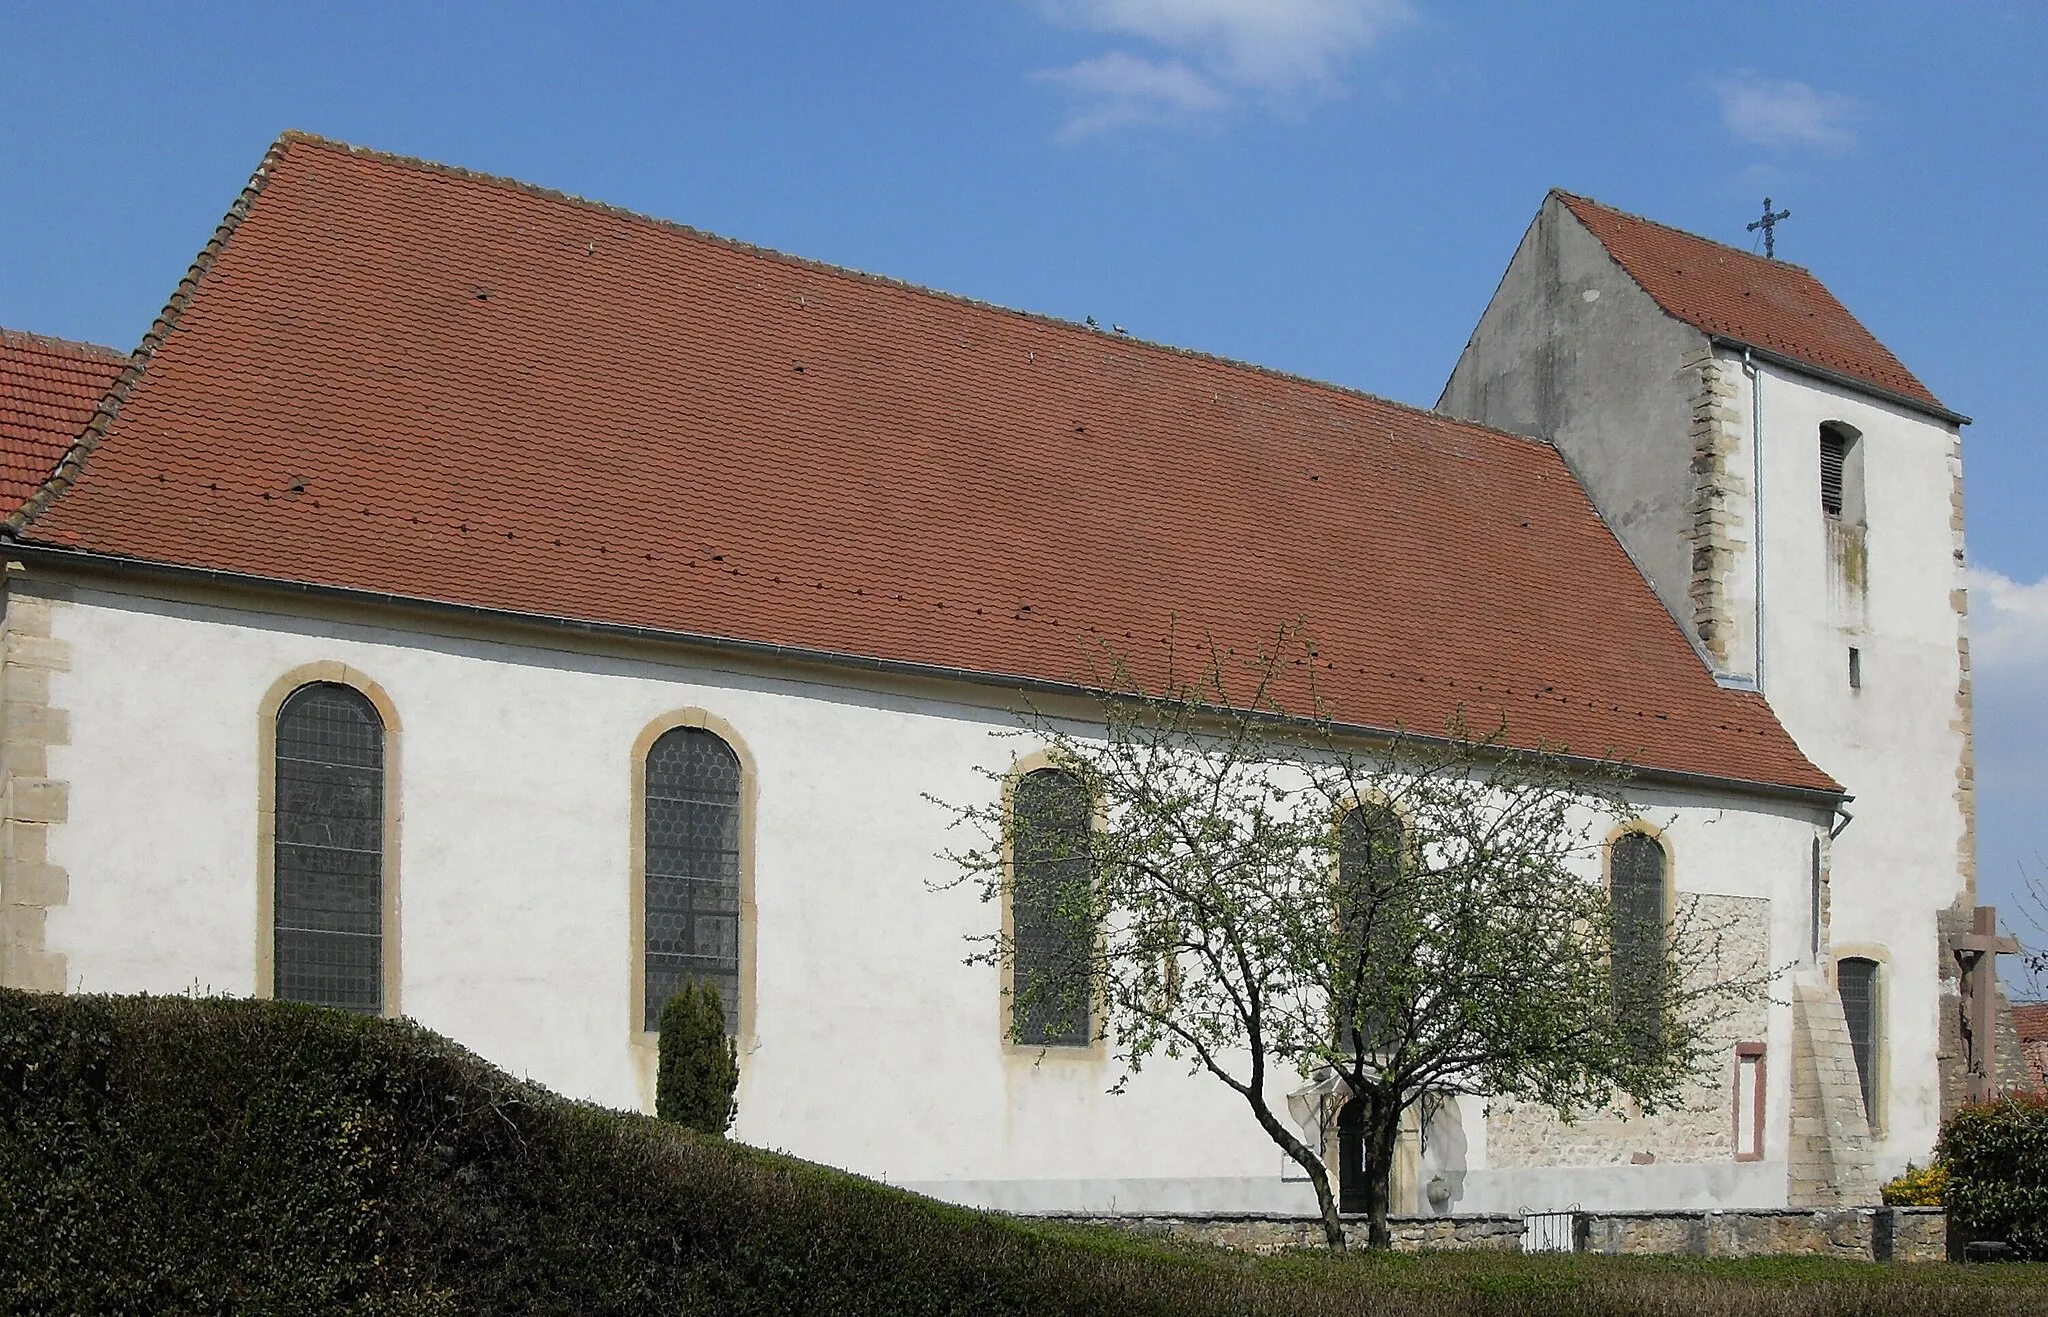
[1551,188,1813,274]
[6,137,297,538]
[0,327,130,364]
[275,131,1557,456]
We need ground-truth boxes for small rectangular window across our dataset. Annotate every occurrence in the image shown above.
[1733,1043,1766,1162]
[1848,647,1862,689]
[1820,430,1848,517]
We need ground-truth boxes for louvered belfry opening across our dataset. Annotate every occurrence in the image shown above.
[644,726,743,1034]
[1609,832,1669,1061]
[1820,427,1850,518]
[1838,957,1881,1121]
[274,682,385,1013]
[1010,768,1096,1047]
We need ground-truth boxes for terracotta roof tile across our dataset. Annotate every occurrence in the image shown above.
[18,135,1837,796]
[2015,1003,2048,1046]
[1558,192,1941,410]
[0,329,126,517]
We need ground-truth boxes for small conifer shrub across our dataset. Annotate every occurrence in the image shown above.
[656,981,738,1135]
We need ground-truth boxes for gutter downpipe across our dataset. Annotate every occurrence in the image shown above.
[1741,348,1765,691]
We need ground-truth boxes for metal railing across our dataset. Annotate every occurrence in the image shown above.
[1520,1205,1584,1254]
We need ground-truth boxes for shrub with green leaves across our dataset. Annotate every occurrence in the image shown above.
[1881,1162,1947,1207]
[657,981,738,1135]
[1938,1090,2048,1258]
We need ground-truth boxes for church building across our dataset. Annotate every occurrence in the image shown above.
[0,134,2015,1217]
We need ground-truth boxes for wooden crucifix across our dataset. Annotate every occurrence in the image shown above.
[1955,904,2022,1102]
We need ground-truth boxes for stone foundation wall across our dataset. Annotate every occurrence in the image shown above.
[1064,1207,1947,1262]
[1061,1212,1526,1255]
[1583,1207,1944,1261]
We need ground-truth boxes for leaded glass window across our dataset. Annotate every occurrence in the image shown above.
[1610,832,1669,1061]
[1838,957,1880,1122]
[645,726,743,1034]
[274,682,385,1014]
[1010,768,1095,1047]
[1335,804,1407,1054]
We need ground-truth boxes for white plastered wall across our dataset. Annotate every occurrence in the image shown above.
[1722,354,1969,1176]
[41,581,1832,1213]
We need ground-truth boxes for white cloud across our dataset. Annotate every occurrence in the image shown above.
[1032,0,1412,136]
[1968,567,2048,976]
[1708,70,1862,150]
[1033,51,1230,137]
[1969,567,2048,675]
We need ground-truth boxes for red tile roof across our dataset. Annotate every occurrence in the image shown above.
[15,135,1836,795]
[2016,1003,2048,1046]
[1557,192,1943,412]
[0,329,126,517]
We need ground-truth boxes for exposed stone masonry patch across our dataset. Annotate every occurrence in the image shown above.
[1949,435,1975,901]
[0,577,71,992]
[1487,894,1770,1169]
[1684,349,1747,668]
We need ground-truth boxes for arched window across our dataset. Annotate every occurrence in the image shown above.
[1610,831,1669,1061]
[273,682,386,1014]
[1837,956,1881,1123]
[1010,767,1095,1048]
[644,726,743,1034]
[1335,804,1407,1054]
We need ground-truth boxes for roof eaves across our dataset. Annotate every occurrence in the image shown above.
[5,135,296,537]
[1709,337,1970,427]
[4,539,1849,806]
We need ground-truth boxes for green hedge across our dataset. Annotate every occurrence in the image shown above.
[0,990,1259,1315]
[5,990,2048,1315]
[1939,1090,2048,1259]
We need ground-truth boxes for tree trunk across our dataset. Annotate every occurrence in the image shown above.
[1243,1090,1346,1250]
[1300,1147,1346,1251]
[1362,1094,1403,1250]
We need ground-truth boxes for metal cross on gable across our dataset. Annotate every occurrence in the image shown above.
[1748,197,1792,259]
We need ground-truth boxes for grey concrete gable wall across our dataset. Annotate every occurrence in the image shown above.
[1439,195,1709,651]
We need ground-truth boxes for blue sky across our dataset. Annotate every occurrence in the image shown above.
[4,2,2045,974]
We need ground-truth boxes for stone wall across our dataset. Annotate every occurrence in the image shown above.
[0,577,71,993]
[1685,348,1748,669]
[1486,894,1772,1171]
[1583,1207,1944,1262]
[1067,1207,1947,1262]
[1060,1212,1525,1255]
[1788,980,1877,1205]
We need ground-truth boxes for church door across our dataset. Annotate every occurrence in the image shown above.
[1337,1098,1368,1214]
